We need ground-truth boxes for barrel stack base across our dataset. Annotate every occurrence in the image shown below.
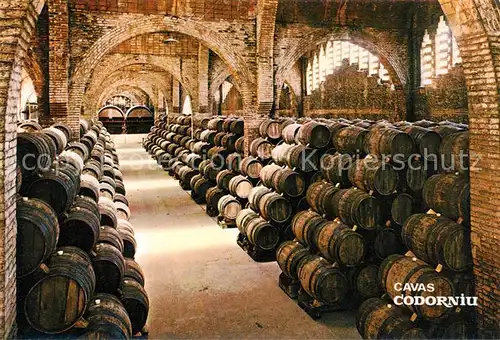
[297,289,358,320]
[216,215,237,229]
[278,272,301,299]
[236,233,276,262]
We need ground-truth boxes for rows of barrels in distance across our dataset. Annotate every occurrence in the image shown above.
[144,115,252,222]
[258,117,473,339]
[16,119,148,339]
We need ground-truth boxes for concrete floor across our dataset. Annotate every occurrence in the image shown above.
[114,134,360,339]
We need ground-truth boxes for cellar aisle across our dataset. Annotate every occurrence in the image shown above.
[114,134,360,339]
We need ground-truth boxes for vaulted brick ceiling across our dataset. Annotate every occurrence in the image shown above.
[70,0,257,20]
[111,32,200,57]
[276,0,442,30]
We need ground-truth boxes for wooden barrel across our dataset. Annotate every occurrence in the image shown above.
[258,192,293,224]
[121,278,149,335]
[43,127,68,154]
[98,226,124,253]
[296,121,331,149]
[291,210,325,247]
[260,164,282,188]
[228,175,253,199]
[245,217,280,250]
[356,298,424,339]
[16,197,59,277]
[80,174,100,202]
[276,241,309,280]
[432,124,465,138]
[320,153,352,188]
[84,159,103,180]
[401,125,441,158]
[84,293,132,340]
[282,123,302,144]
[117,220,137,259]
[114,194,129,207]
[217,194,242,220]
[193,177,212,201]
[271,143,294,166]
[92,243,125,294]
[225,153,241,172]
[52,122,73,141]
[335,188,381,230]
[372,226,406,260]
[273,168,306,198]
[229,119,244,135]
[422,173,469,220]
[239,156,263,180]
[297,254,348,305]
[333,126,368,154]
[235,136,245,154]
[99,197,118,229]
[124,258,145,287]
[199,160,219,182]
[60,202,101,252]
[26,170,77,216]
[249,137,273,161]
[364,126,414,158]
[259,119,283,142]
[285,145,319,172]
[216,170,238,191]
[439,131,469,174]
[391,193,414,226]
[24,247,96,333]
[19,120,43,132]
[305,181,339,217]
[401,160,429,193]
[205,187,226,217]
[379,254,455,320]
[236,208,260,235]
[347,264,381,299]
[348,157,398,196]
[248,186,272,212]
[425,318,473,339]
[315,220,365,267]
[17,132,55,177]
[402,214,472,272]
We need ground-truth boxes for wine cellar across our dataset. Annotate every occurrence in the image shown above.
[1,0,500,339]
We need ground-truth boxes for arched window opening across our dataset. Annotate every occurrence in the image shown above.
[305,40,390,95]
[19,69,38,121]
[420,16,461,87]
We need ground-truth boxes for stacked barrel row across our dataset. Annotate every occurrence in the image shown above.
[16,119,148,339]
[143,115,252,222]
[253,117,473,338]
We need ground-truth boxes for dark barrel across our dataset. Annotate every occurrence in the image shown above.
[59,201,101,252]
[320,153,352,188]
[117,220,137,259]
[347,264,381,299]
[16,197,59,277]
[297,254,348,305]
[402,214,472,272]
[24,247,96,333]
[92,243,126,294]
[379,254,455,320]
[258,191,293,224]
[250,137,274,161]
[291,210,325,248]
[98,226,124,253]
[335,188,381,230]
[125,258,145,287]
[332,126,368,154]
[273,168,306,198]
[205,187,226,217]
[306,181,339,217]
[276,241,309,280]
[315,221,366,267]
[248,186,272,213]
[348,157,398,196]
[216,170,238,191]
[259,119,283,142]
[422,173,469,220]
[391,193,414,226]
[439,131,469,174]
[296,121,331,149]
[356,298,425,339]
[401,125,441,158]
[364,125,414,158]
[218,194,242,220]
[84,293,132,340]
[245,217,280,250]
[239,156,264,180]
[121,278,149,335]
[285,145,319,172]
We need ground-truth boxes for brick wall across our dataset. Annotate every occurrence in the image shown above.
[0,0,42,337]
[439,0,500,336]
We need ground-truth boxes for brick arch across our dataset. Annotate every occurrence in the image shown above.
[87,70,171,117]
[210,70,241,99]
[437,1,500,336]
[105,87,149,107]
[97,81,158,111]
[85,54,196,102]
[23,48,44,98]
[275,27,406,90]
[70,16,255,121]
